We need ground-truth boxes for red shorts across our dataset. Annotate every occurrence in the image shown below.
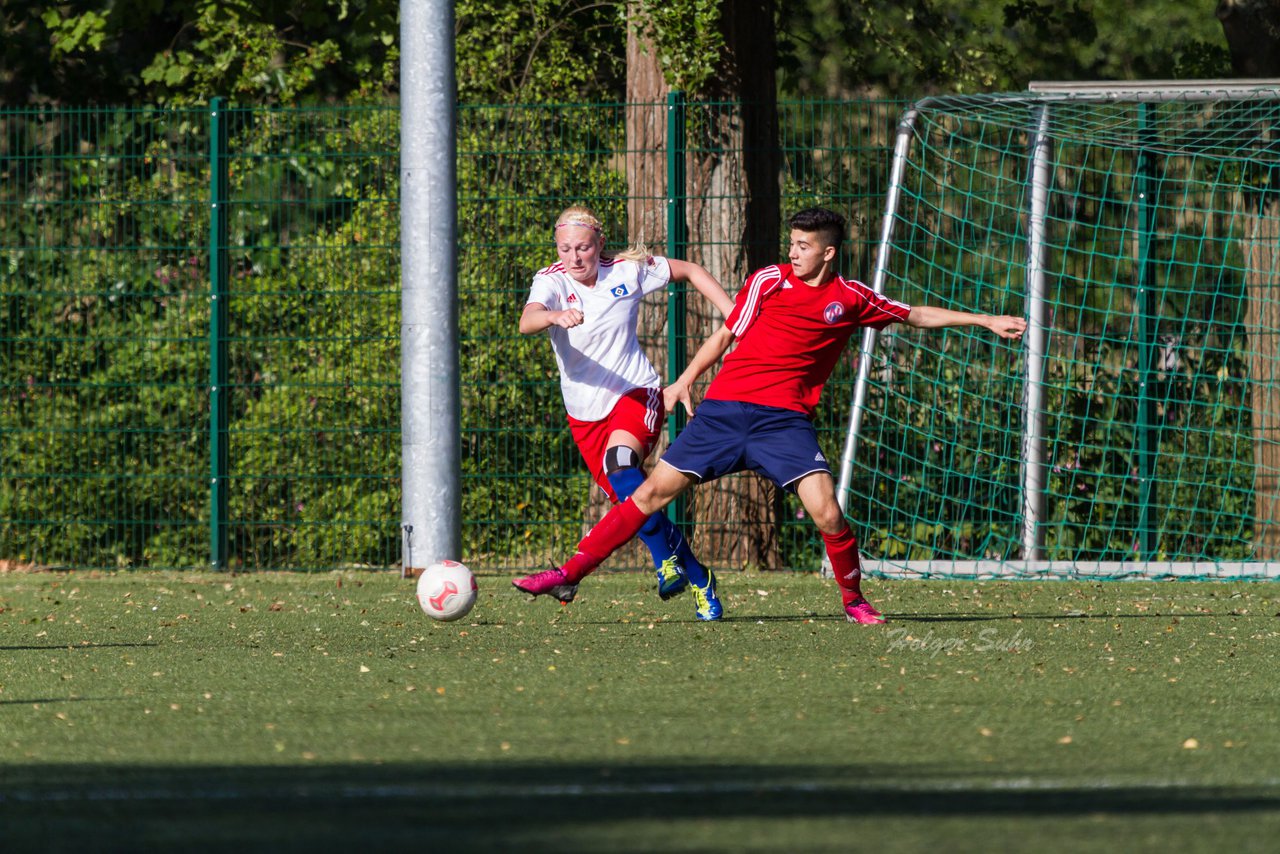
[567,387,665,502]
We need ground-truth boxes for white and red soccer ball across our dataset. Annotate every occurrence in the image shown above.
[415,560,478,622]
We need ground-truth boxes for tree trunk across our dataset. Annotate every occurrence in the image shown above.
[584,23,669,567]
[625,15,669,391]
[683,3,782,570]
[1219,0,1280,557]
[1217,1,1280,76]
[623,2,782,569]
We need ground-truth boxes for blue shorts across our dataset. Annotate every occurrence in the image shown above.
[659,399,831,491]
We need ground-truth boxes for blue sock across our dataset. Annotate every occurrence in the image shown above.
[605,466,709,586]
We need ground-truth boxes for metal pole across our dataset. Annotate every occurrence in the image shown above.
[208,97,230,570]
[400,0,460,577]
[1136,103,1159,559]
[823,109,918,577]
[834,108,920,509]
[665,91,688,530]
[1020,105,1053,560]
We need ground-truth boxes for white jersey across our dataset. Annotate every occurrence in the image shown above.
[527,255,672,422]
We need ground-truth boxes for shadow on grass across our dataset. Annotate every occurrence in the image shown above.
[589,611,1232,626]
[895,612,1225,623]
[3,762,1278,851]
[0,697,132,707]
[0,642,159,652]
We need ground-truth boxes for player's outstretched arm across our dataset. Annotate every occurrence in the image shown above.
[667,258,736,318]
[519,302,584,334]
[906,305,1027,340]
[664,324,736,416]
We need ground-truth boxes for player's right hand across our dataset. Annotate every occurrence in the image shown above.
[664,381,694,417]
[551,308,584,328]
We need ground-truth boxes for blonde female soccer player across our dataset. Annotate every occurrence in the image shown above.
[516,205,734,620]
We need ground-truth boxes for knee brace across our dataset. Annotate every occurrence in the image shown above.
[603,445,640,474]
[603,446,648,512]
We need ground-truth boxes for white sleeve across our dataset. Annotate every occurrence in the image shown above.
[637,255,673,296]
[527,274,561,310]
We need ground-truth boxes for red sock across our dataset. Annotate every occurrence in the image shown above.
[561,498,650,582]
[822,526,863,599]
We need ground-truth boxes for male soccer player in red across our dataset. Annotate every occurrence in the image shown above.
[514,207,1027,623]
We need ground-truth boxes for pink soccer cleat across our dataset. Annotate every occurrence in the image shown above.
[512,564,579,604]
[844,596,886,625]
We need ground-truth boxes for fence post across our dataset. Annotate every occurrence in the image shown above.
[665,90,687,528]
[209,98,230,570]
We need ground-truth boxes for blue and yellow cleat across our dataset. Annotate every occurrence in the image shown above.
[691,569,723,621]
[655,556,689,600]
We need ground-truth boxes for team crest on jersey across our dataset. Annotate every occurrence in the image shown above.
[610,284,630,298]
[823,301,845,324]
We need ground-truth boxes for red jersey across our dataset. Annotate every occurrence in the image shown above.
[706,264,911,416]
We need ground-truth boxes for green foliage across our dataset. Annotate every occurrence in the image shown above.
[629,0,726,94]
[454,0,625,102]
[41,8,109,57]
[777,0,1233,97]
[140,1,343,105]
[2,0,1245,108]
[8,1,397,106]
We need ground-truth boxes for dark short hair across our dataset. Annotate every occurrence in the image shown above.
[788,208,845,247]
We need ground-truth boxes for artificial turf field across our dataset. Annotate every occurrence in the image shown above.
[1,568,1278,852]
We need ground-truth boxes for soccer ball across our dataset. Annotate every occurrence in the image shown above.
[416,560,478,622]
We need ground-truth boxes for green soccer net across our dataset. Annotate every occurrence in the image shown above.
[837,81,1280,580]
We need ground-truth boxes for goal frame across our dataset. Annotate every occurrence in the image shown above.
[835,79,1280,580]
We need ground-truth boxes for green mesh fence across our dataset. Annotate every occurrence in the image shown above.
[217,105,400,570]
[844,88,1280,578]
[29,95,1278,576]
[2,98,906,572]
[1,105,401,570]
[1,107,210,569]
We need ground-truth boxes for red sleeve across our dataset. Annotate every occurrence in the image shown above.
[843,278,911,330]
[726,265,786,338]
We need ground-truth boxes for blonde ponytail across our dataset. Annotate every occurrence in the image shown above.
[610,242,652,263]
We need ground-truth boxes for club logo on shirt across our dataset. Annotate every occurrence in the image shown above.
[823,301,845,324]
[611,284,630,298]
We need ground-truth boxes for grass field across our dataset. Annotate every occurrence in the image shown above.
[2,567,1278,852]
